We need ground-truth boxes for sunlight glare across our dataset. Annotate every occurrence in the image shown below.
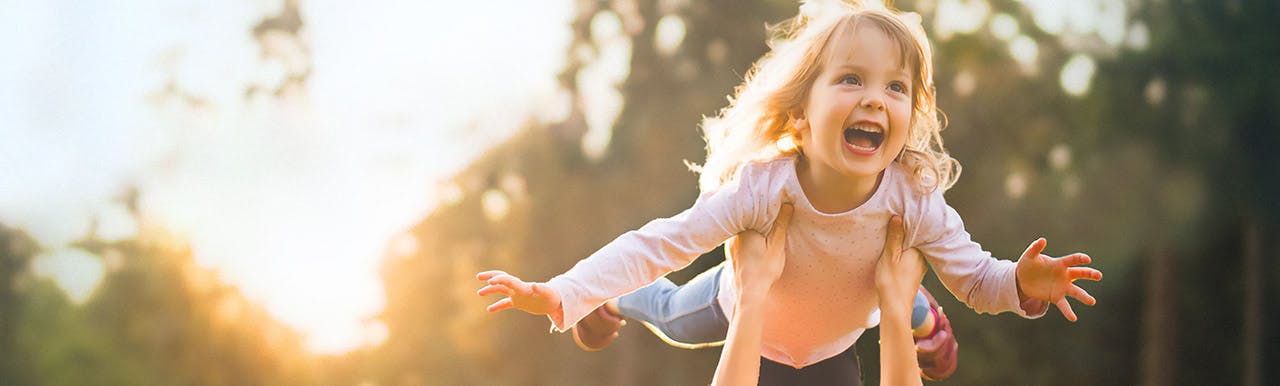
[2,0,575,355]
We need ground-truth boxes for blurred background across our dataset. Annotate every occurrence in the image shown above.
[1,0,1276,385]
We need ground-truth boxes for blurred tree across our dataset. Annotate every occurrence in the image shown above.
[375,0,1277,385]
[8,0,1268,385]
[1,225,39,385]
[2,201,317,386]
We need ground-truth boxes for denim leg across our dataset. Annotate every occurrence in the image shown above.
[911,289,930,329]
[617,263,729,348]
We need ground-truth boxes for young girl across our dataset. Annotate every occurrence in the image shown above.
[477,0,1101,380]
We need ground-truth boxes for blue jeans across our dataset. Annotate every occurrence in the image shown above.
[617,262,933,348]
[617,262,731,347]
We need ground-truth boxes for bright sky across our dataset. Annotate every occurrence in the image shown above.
[1,0,572,354]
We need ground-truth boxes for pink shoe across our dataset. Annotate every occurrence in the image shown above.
[571,302,625,351]
[915,287,958,381]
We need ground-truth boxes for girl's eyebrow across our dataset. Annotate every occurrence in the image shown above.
[833,64,911,80]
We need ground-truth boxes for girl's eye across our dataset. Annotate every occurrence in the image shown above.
[888,81,908,94]
[840,75,862,86]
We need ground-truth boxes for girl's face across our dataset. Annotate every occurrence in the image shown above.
[795,25,913,181]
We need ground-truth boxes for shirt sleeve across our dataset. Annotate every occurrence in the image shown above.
[543,166,772,332]
[905,188,1048,319]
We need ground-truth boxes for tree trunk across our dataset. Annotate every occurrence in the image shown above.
[1242,219,1262,386]
[1141,245,1175,386]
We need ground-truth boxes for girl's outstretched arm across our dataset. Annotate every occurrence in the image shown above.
[906,188,1102,321]
[711,204,793,386]
[875,216,925,386]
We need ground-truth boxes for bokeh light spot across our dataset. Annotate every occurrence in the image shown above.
[1060,54,1096,97]
[934,0,991,40]
[1049,144,1072,170]
[654,15,686,57]
[1009,35,1039,72]
[953,70,977,97]
[1005,171,1028,199]
[1127,21,1150,51]
[481,189,510,223]
[989,13,1019,41]
[1145,77,1167,106]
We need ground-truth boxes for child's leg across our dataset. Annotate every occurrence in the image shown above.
[914,286,958,381]
[616,262,730,349]
[910,289,934,335]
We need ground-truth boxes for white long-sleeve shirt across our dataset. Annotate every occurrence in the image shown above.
[545,154,1046,368]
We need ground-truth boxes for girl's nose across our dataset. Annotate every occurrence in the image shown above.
[861,95,885,111]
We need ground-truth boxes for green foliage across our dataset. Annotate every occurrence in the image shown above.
[0,225,316,386]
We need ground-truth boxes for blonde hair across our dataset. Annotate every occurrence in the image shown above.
[691,0,960,194]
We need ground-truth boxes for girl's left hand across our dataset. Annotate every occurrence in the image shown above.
[1014,238,1104,321]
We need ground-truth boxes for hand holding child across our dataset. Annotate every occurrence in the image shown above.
[875,216,926,316]
[727,204,795,297]
[712,204,793,386]
[1014,238,1104,321]
[874,215,927,386]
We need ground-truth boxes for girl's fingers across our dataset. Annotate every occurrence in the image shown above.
[1067,267,1103,282]
[1055,298,1078,322]
[1058,253,1092,267]
[487,298,514,313]
[487,274,528,293]
[476,270,507,281]
[1066,285,1096,306]
[1020,238,1047,262]
[477,284,513,297]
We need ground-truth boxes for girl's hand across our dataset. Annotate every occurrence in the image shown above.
[475,270,563,315]
[727,204,794,295]
[1014,238,1104,321]
[875,216,926,316]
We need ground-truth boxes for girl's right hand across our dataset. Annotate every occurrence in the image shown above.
[475,271,563,315]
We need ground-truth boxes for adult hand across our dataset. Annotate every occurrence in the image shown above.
[875,216,926,313]
[875,215,926,386]
[728,204,794,295]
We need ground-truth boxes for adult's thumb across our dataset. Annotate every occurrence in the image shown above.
[884,216,905,256]
[769,203,795,244]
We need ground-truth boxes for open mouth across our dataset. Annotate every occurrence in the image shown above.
[843,124,884,152]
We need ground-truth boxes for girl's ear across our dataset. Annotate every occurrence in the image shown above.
[791,115,809,132]
[790,115,810,146]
